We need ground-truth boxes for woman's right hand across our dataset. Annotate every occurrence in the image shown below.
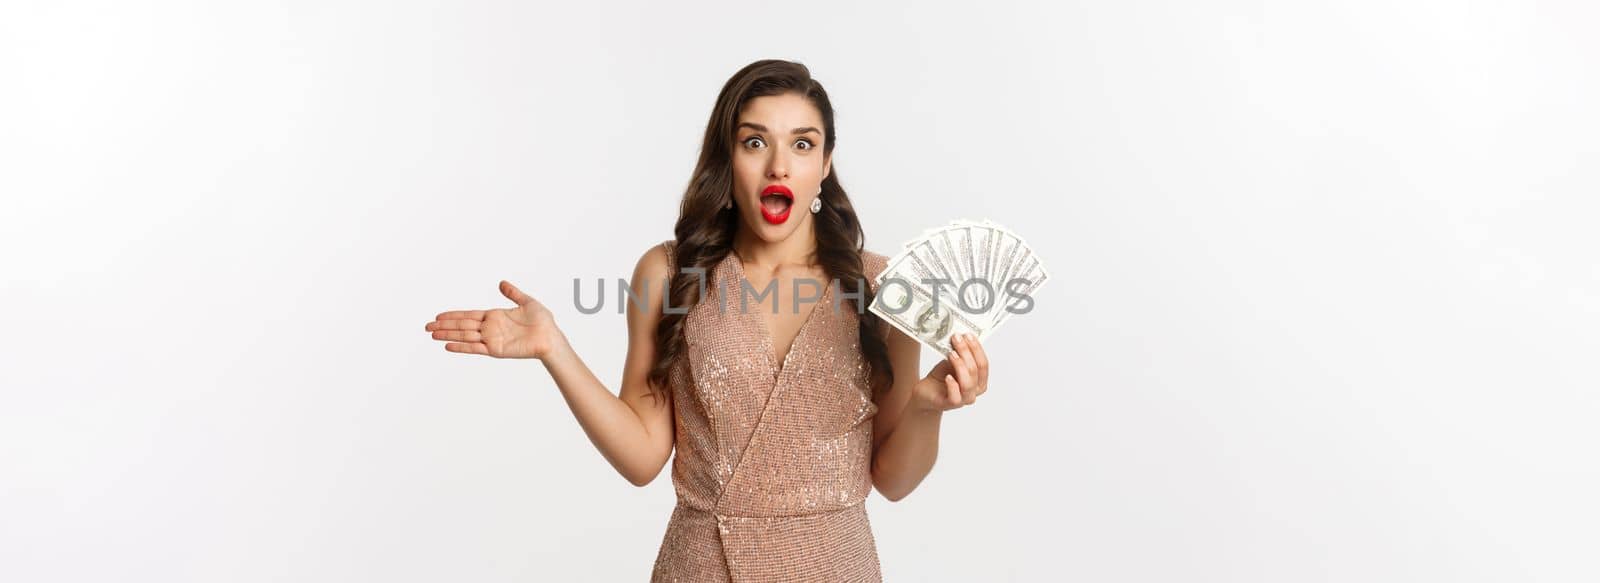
[425,280,565,359]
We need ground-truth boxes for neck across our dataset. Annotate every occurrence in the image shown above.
[732,222,818,271]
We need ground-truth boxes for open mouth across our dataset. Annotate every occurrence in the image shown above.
[759,184,794,224]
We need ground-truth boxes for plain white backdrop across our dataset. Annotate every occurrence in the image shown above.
[2,1,1596,581]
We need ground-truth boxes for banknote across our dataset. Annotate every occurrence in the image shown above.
[869,219,1048,355]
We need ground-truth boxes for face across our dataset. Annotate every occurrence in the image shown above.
[730,92,832,241]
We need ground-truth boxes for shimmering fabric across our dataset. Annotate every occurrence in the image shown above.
[651,240,892,583]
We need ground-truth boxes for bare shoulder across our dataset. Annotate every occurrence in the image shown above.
[624,240,676,321]
[634,239,675,283]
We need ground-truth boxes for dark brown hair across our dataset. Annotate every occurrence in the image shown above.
[645,59,894,403]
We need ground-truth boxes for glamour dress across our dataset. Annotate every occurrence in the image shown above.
[650,240,892,582]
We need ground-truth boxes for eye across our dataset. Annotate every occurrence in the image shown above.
[742,136,766,149]
[795,138,814,150]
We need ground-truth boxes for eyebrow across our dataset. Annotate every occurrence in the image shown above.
[737,122,820,136]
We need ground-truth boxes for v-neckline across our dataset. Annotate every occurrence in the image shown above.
[728,251,832,378]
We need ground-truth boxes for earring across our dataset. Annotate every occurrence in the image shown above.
[810,196,822,214]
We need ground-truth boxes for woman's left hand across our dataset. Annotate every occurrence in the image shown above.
[910,333,990,413]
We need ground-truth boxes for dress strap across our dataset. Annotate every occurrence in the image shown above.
[661,239,676,266]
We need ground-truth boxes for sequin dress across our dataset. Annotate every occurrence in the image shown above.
[650,239,892,583]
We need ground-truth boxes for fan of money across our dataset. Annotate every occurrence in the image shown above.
[868,219,1049,355]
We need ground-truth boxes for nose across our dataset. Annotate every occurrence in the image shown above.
[764,149,789,180]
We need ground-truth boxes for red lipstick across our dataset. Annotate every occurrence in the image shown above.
[759,184,793,225]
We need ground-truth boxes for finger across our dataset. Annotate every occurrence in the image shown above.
[948,340,977,402]
[500,280,533,305]
[435,310,486,321]
[953,337,979,404]
[960,333,988,397]
[426,319,481,332]
[943,374,962,408]
[966,333,989,375]
[432,329,483,342]
[926,358,951,380]
[445,342,489,355]
[953,334,978,374]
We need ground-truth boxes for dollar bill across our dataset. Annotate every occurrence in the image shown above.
[870,255,990,355]
[871,219,1048,355]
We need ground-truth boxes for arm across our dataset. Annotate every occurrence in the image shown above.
[871,327,992,501]
[426,244,676,486]
[540,243,676,486]
[870,325,942,501]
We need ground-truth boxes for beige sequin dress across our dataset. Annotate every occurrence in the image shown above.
[650,240,892,583]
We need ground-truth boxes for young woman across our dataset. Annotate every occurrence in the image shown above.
[424,59,991,582]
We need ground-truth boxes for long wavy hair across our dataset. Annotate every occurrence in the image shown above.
[645,59,894,403]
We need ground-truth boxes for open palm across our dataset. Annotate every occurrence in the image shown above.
[425,280,563,359]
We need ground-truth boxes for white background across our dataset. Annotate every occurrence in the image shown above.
[3,1,1596,581]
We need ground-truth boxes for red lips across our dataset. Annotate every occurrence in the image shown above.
[759,184,793,225]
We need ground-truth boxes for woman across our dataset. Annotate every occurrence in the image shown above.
[424,59,991,582]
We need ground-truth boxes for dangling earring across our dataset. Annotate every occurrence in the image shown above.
[810,196,822,214]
